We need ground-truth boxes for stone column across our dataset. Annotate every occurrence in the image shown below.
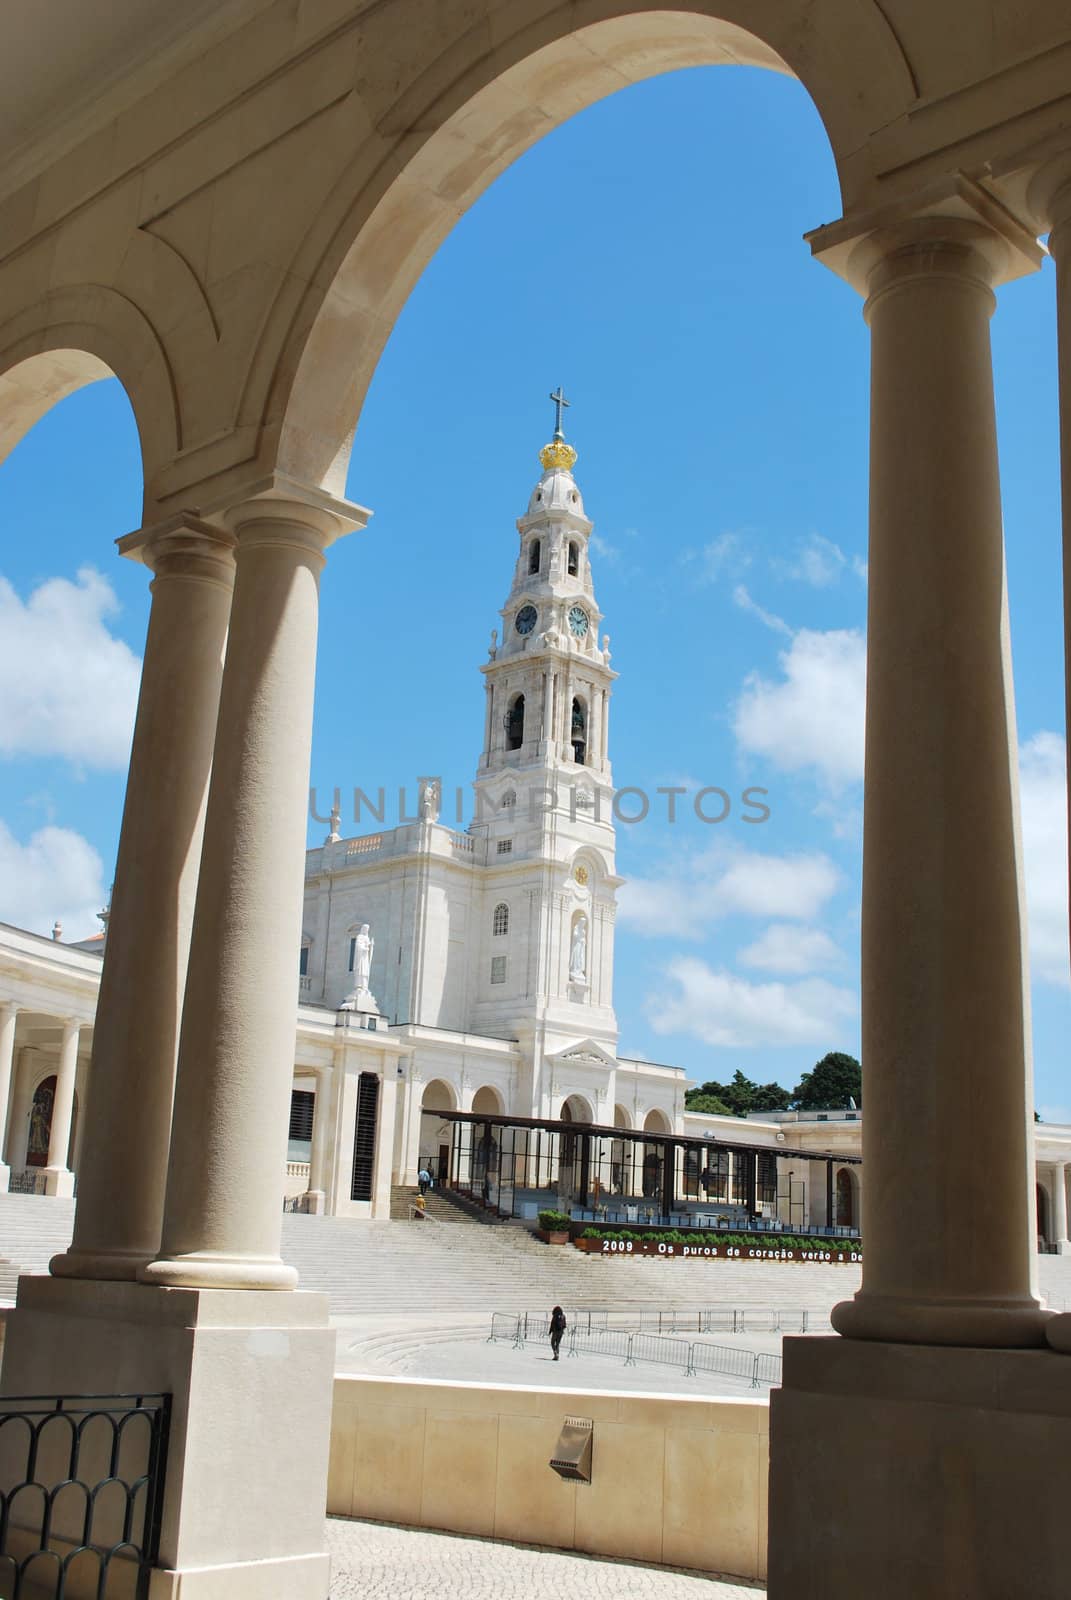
[142,484,367,1291]
[1052,1163,1070,1256]
[830,216,1047,1348]
[304,1068,332,1215]
[1029,159,1071,987]
[43,1019,79,1197]
[52,517,236,1281]
[0,1002,17,1191]
[7,1047,34,1168]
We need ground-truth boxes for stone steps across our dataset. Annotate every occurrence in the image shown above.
[3,1194,1070,1323]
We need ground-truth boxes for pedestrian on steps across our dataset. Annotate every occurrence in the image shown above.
[548,1305,567,1361]
[418,1166,432,1197]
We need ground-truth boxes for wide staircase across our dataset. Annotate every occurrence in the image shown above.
[3,1193,1069,1321]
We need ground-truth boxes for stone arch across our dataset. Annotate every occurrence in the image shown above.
[471,1084,504,1115]
[25,1073,78,1170]
[560,1093,594,1123]
[643,1107,671,1134]
[836,1166,858,1229]
[613,1104,632,1130]
[0,287,180,511]
[421,1078,456,1114]
[266,3,912,492]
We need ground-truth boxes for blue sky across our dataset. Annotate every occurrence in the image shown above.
[0,65,1068,1114]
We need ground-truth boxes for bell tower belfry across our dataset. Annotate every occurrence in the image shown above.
[469,395,620,1115]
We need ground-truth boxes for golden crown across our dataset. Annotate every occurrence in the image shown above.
[539,437,578,471]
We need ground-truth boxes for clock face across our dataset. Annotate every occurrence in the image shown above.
[515,604,538,636]
[568,605,589,639]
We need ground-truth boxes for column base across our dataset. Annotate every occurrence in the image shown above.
[51,1244,152,1280]
[304,1189,326,1215]
[148,1549,330,1598]
[1045,1313,1071,1352]
[831,1288,1052,1346]
[769,1334,1071,1599]
[139,1250,299,1290]
[1,1276,335,1598]
[1054,1239,1071,1256]
[41,1165,75,1197]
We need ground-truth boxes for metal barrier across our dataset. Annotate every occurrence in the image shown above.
[509,1305,817,1336]
[0,1392,171,1598]
[492,1317,783,1388]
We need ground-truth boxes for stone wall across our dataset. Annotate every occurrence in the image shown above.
[328,1374,768,1580]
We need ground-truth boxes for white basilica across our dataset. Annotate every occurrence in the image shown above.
[1,410,1070,1246]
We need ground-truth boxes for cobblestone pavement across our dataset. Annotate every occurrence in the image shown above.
[326,1517,764,1598]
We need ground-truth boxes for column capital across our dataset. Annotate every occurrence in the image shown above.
[0,999,19,1020]
[1026,151,1071,239]
[202,471,371,553]
[118,513,237,587]
[807,174,1043,299]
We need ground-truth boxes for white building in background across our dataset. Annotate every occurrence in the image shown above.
[1,415,1068,1243]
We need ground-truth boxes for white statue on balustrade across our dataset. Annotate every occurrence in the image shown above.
[340,923,377,1012]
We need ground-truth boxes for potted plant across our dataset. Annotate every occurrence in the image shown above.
[537,1209,572,1244]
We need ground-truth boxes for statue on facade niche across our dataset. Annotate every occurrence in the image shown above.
[489,629,498,660]
[352,923,374,992]
[569,915,588,983]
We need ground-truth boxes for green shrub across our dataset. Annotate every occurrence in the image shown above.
[538,1209,572,1232]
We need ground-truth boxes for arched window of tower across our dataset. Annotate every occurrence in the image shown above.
[506,694,525,751]
[568,541,579,577]
[571,696,587,764]
[528,538,541,575]
[492,903,509,937]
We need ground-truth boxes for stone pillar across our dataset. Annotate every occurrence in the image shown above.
[822,215,1048,1349]
[1052,1163,1070,1256]
[1029,159,1071,988]
[7,1047,34,1167]
[43,1019,79,1197]
[52,518,236,1281]
[142,485,367,1291]
[304,1068,332,1215]
[0,1002,17,1191]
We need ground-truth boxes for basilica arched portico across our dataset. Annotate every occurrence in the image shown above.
[2,4,1071,1596]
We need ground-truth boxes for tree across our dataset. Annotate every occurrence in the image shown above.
[686,1070,792,1117]
[684,1092,732,1115]
[792,1051,862,1111]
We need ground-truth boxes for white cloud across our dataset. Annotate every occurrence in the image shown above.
[1019,731,1069,989]
[647,956,858,1048]
[733,627,866,791]
[618,848,840,938]
[739,923,844,975]
[0,820,106,940]
[774,533,846,588]
[731,583,792,636]
[0,568,141,769]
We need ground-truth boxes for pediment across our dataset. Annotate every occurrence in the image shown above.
[547,1037,618,1070]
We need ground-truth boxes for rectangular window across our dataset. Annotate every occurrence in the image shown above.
[351,1073,380,1201]
[299,945,310,976]
[490,955,507,984]
[496,838,513,854]
[288,1089,315,1142]
[757,1151,778,1207]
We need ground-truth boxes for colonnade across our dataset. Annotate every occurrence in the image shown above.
[48,482,368,1288]
[0,1003,85,1195]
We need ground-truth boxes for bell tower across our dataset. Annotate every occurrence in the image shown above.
[469,394,620,1112]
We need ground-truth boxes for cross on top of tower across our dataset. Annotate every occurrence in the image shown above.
[550,385,570,439]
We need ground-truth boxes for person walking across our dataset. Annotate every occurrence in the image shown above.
[548,1304,567,1361]
[418,1166,432,1197]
